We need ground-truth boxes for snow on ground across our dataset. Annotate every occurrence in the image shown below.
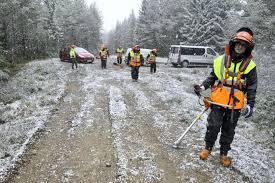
[0,57,274,182]
[0,59,68,179]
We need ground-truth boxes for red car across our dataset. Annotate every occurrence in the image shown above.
[59,47,95,63]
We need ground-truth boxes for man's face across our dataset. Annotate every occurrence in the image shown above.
[234,41,247,54]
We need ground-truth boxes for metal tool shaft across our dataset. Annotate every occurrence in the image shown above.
[173,108,208,147]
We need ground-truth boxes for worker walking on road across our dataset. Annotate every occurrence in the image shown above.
[127,45,144,82]
[116,46,124,64]
[194,27,257,167]
[70,45,77,69]
[99,45,109,69]
[146,48,157,73]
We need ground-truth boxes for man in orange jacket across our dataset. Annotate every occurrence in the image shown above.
[194,27,257,167]
[127,45,144,81]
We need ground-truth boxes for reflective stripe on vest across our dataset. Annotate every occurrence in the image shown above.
[130,50,141,66]
[69,48,75,58]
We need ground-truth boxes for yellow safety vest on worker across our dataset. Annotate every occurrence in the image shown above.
[100,49,108,59]
[210,55,256,109]
[147,52,156,64]
[69,48,75,58]
[116,48,124,57]
[129,50,141,67]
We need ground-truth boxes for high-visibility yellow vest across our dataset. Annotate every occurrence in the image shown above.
[116,48,124,53]
[116,48,124,57]
[211,54,256,109]
[129,50,141,67]
[69,48,75,58]
[147,52,156,63]
[100,49,108,59]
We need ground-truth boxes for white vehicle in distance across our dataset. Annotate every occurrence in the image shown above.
[124,48,151,66]
[168,45,219,67]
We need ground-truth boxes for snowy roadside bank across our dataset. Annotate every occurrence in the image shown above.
[0,59,68,181]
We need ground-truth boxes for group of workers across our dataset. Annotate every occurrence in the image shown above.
[99,44,157,81]
[68,44,158,78]
[67,27,257,168]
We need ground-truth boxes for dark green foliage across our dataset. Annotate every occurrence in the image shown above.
[0,0,103,65]
[108,0,272,55]
[0,58,25,77]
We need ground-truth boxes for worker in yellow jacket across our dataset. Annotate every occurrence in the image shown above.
[194,27,257,167]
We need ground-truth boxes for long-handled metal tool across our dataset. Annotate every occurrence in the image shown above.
[172,96,233,149]
[172,95,232,148]
[172,107,208,148]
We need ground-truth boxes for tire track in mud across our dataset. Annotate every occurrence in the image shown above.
[61,83,117,183]
[123,81,198,182]
[108,79,183,183]
[7,68,117,183]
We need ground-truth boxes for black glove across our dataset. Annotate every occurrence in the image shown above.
[242,105,253,118]
[194,84,202,96]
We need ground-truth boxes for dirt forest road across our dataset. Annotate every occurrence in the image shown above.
[3,57,273,183]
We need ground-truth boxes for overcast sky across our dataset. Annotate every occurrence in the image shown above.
[85,0,142,32]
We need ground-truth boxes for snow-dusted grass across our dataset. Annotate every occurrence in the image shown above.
[0,70,9,82]
[0,59,68,180]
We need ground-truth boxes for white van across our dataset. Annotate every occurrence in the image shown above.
[124,48,151,66]
[168,45,219,67]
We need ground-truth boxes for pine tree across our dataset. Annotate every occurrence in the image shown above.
[136,0,161,49]
[86,2,103,52]
[226,0,272,48]
[178,0,228,52]
[157,0,187,55]
[126,10,137,48]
